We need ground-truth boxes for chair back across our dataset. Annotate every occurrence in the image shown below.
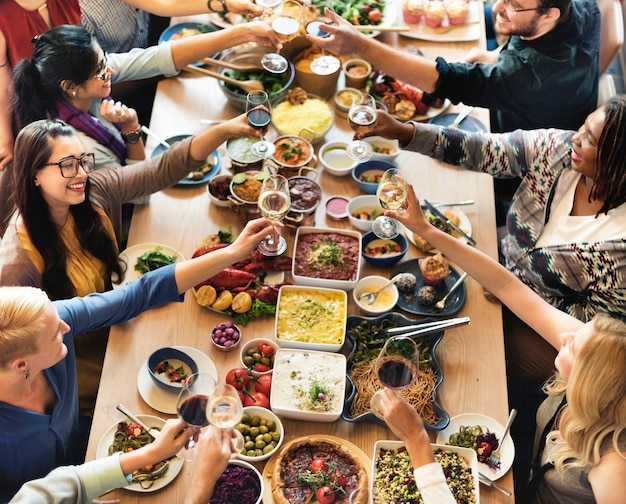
[598,0,624,76]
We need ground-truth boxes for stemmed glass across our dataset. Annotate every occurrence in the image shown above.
[305,20,341,76]
[257,174,290,256]
[246,91,275,159]
[261,0,303,74]
[349,488,370,504]
[176,372,216,459]
[370,336,420,420]
[256,0,282,18]
[346,93,377,161]
[206,383,245,454]
[372,168,408,239]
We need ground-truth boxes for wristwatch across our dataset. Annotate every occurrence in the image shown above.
[121,126,142,144]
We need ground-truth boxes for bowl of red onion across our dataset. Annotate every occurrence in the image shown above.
[210,321,242,352]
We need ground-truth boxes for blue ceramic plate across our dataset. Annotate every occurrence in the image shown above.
[341,312,449,430]
[158,23,216,66]
[391,259,466,317]
[150,134,220,185]
[428,112,488,132]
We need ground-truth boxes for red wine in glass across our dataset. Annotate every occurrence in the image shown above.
[247,108,271,132]
[178,394,209,427]
[377,357,416,389]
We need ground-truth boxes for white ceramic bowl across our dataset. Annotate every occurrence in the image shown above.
[318,141,358,176]
[210,321,242,352]
[270,348,346,422]
[237,406,284,462]
[216,459,264,504]
[363,136,400,161]
[207,173,232,208]
[353,275,400,316]
[239,338,277,376]
[347,194,384,232]
[292,226,362,291]
[272,94,334,144]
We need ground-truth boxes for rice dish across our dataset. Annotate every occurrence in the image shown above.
[273,98,333,139]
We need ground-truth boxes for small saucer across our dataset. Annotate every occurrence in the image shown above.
[137,345,218,414]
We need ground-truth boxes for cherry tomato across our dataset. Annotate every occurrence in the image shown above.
[367,8,382,22]
[316,486,336,504]
[329,469,347,488]
[127,424,143,436]
[254,374,272,397]
[225,368,250,391]
[254,363,270,372]
[258,342,275,358]
[310,458,329,474]
[243,391,270,409]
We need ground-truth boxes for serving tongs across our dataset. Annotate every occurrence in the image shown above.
[365,316,470,347]
[183,65,265,93]
[201,56,263,72]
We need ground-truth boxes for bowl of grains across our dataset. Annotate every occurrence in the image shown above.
[228,170,269,220]
[272,90,334,144]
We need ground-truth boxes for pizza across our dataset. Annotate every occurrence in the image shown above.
[271,438,369,504]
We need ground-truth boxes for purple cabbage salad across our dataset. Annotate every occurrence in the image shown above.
[210,464,262,504]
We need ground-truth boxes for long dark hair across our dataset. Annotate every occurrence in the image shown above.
[590,95,626,215]
[10,119,122,300]
[12,25,98,129]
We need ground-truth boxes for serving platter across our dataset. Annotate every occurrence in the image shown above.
[114,243,184,288]
[95,415,185,492]
[429,111,489,132]
[436,412,516,480]
[400,0,482,42]
[404,205,473,249]
[341,312,449,430]
[391,259,466,316]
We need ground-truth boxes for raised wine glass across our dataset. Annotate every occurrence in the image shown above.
[372,168,408,239]
[257,174,290,256]
[370,335,420,420]
[261,0,303,74]
[206,383,245,454]
[346,92,377,161]
[305,20,341,76]
[246,90,275,159]
[176,372,216,459]
[256,0,282,19]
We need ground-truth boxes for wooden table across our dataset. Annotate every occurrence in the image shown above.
[86,11,514,503]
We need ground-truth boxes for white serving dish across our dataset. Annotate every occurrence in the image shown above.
[274,285,347,352]
[363,136,400,161]
[347,194,383,232]
[236,406,284,462]
[353,275,399,316]
[292,226,362,291]
[318,140,358,176]
[219,459,264,504]
[270,348,346,422]
[371,440,480,503]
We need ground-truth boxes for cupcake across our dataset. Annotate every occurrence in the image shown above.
[418,253,450,286]
[403,0,424,24]
[424,0,446,28]
[444,0,469,25]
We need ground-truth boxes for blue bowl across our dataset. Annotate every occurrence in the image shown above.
[352,160,397,194]
[361,231,408,267]
[148,347,198,392]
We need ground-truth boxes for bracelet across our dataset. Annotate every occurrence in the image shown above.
[207,0,228,14]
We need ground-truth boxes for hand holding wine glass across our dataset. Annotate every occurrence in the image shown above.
[246,91,276,159]
[370,335,420,420]
[176,373,216,459]
[346,93,377,161]
[257,174,290,256]
[261,0,303,73]
[372,168,408,239]
[206,383,245,454]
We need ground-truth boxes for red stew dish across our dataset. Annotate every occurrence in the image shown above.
[294,232,360,281]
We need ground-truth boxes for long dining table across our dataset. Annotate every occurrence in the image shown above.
[85,8,514,503]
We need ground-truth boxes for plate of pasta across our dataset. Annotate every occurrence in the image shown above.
[95,415,185,492]
[341,312,450,430]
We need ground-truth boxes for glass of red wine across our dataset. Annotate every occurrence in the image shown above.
[246,90,276,159]
[176,372,217,459]
[370,335,420,420]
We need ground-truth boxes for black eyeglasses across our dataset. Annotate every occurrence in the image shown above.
[502,0,544,12]
[44,153,96,178]
[91,53,110,81]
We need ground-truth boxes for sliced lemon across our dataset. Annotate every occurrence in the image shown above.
[212,290,233,311]
[231,292,253,313]
[232,172,248,184]
[196,285,217,307]
[255,171,270,181]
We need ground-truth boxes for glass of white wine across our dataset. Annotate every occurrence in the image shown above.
[261,0,303,74]
[346,93,377,161]
[372,168,407,239]
[257,174,291,256]
[206,383,245,454]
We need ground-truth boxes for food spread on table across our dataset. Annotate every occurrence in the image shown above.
[134,247,178,275]
[447,423,502,469]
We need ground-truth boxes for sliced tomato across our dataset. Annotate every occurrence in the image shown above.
[316,486,336,504]
[367,8,382,22]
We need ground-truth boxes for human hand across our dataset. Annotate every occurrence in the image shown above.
[379,388,427,442]
[145,419,197,461]
[306,7,363,56]
[99,98,139,131]
[222,113,259,139]
[245,20,282,48]
[233,217,283,255]
[0,138,13,170]
[462,47,497,64]
[384,183,429,233]
[353,110,414,145]
[227,0,263,17]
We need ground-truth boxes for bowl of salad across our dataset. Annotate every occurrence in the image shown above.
[217,45,295,112]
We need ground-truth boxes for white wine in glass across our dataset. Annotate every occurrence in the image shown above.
[346,93,377,161]
[257,174,290,256]
[261,0,302,73]
[372,168,407,239]
[206,383,245,453]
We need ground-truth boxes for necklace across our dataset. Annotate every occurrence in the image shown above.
[37,1,48,12]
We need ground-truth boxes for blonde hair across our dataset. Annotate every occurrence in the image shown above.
[0,287,50,368]
[544,315,626,472]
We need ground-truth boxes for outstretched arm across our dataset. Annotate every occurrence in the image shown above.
[124,0,263,17]
[0,30,14,171]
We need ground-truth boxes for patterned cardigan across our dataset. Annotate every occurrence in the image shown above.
[404,123,626,322]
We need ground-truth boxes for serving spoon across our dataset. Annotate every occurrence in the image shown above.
[201,56,264,72]
[183,65,264,93]
[358,273,403,305]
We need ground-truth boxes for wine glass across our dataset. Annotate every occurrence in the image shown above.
[206,383,245,454]
[349,488,370,504]
[261,0,303,74]
[256,0,282,19]
[257,174,290,256]
[246,91,276,159]
[346,93,377,161]
[305,20,341,76]
[372,168,408,239]
[370,335,420,420]
[176,372,217,459]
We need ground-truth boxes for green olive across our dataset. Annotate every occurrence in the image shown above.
[249,426,259,437]
[250,416,261,427]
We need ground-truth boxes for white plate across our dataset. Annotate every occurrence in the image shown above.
[400,1,481,42]
[436,413,515,480]
[115,243,185,288]
[137,346,218,414]
[405,205,472,249]
[95,414,185,492]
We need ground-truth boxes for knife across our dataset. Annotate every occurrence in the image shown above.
[424,199,476,246]
[116,403,161,439]
[478,472,512,497]
[449,105,474,129]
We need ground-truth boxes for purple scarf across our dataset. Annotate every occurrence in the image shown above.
[52,97,127,164]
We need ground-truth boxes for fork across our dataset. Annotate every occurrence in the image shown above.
[489,409,517,467]
[434,272,468,310]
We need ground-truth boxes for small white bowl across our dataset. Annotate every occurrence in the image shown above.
[237,406,284,462]
[210,321,242,352]
[353,275,399,315]
[363,136,400,161]
[207,173,232,208]
[239,338,277,376]
[216,459,264,504]
[318,141,358,176]
[347,194,384,232]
